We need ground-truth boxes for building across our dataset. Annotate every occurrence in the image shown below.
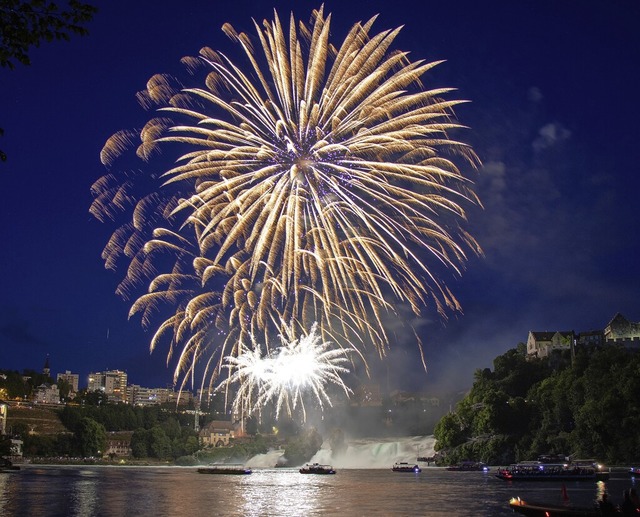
[526,331,575,358]
[127,385,193,406]
[199,420,235,447]
[88,370,128,403]
[526,313,640,360]
[575,329,605,349]
[32,383,60,404]
[604,313,640,345]
[57,370,80,393]
[104,432,132,458]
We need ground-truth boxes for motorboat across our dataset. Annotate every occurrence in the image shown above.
[299,463,336,474]
[197,463,252,475]
[630,466,640,477]
[392,462,421,473]
[0,458,19,473]
[509,497,599,516]
[496,461,609,481]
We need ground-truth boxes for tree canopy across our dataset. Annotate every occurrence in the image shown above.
[434,344,640,465]
[1,0,97,161]
[1,0,97,69]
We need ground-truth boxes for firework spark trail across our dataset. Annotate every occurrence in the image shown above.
[222,323,352,420]
[91,6,481,414]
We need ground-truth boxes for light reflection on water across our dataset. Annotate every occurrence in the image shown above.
[241,470,323,516]
[0,465,637,516]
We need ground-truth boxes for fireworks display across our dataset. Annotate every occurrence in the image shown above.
[221,323,352,421]
[90,6,480,417]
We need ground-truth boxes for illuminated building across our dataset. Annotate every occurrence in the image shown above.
[88,370,128,402]
[56,370,79,393]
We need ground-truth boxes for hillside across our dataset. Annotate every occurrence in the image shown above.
[433,343,640,465]
[6,405,68,435]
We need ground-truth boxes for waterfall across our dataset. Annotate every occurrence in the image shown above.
[247,435,436,469]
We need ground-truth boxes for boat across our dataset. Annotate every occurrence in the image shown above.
[0,458,20,473]
[509,497,600,516]
[496,461,609,481]
[197,463,252,475]
[392,462,421,473]
[446,461,489,472]
[299,463,336,475]
[629,466,640,477]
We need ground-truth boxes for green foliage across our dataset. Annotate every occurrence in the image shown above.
[74,417,107,457]
[56,378,72,401]
[130,428,151,458]
[433,412,467,451]
[149,427,172,459]
[434,345,640,465]
[0,369,53,399]
[0,436,12,456]
[129,424,199,460]
[58,402,182,432]
[0,0,97,69]
[195,436,269,465]
[1,0,97,162]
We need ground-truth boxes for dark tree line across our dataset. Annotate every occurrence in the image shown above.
[434,343,640,465]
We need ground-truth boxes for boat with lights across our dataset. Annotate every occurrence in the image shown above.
[509,497,600,516]
[496,461,609,481]
[392,462,421,473]
[299,463,336,475]
[629,466,640,477]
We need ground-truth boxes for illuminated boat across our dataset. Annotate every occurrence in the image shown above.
[392,462,421,473]
[496,461,609,481]
[299,463,336,475]
[197,463,252,475]
[509,497,599,516]
[446,461,489,472]
[630,466,640,477]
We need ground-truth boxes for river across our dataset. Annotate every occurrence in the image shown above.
[1,463,637,516]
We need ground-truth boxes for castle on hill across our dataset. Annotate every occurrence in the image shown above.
[526,312,640,359]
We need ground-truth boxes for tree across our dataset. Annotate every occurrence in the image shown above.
[149,426,172,459]
[433,412,466,451]
[1,0,97,161]
[1,0,97,69]
[57,378,72,401]
[74,417,107,457]
[130,428,150,458]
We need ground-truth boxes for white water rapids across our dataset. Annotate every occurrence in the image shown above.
[247,435,436,469]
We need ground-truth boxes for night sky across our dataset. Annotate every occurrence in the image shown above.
[2,0,639,393]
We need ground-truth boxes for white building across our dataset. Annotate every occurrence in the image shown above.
[199,420,236,447]
[33,383,60,404]
[526,330,575,358]
[57,370,79,393]
[88,370,128,402]
[127,385,192,406]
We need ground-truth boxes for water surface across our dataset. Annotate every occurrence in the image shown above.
[1,465,636,516]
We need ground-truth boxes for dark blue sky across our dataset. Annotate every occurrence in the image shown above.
[2,0,639,393]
